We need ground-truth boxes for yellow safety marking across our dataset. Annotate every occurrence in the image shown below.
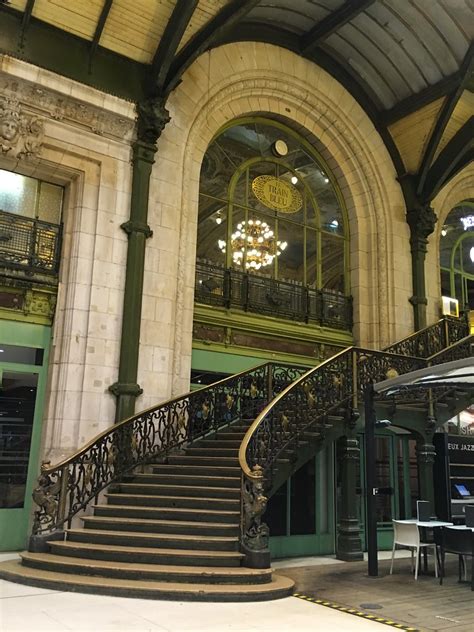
[293,593,420,631]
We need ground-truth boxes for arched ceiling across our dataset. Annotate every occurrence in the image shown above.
[0,0,473,200]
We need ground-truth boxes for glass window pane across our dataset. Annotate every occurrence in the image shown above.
[306,228,318,287]
[322,234,345,292]
[38,182,63,224]
[277,220,304,283]
[375,437,392,524]
[0,344,44,365]
[461,237,474,274]
[0,371,38,509]
[0,170,37,218]
[197,197,227,267]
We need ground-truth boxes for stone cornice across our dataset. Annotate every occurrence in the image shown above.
[0,64,135,143]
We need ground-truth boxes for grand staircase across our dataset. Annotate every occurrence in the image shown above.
[0,316,472,600]
[1,420,294,600]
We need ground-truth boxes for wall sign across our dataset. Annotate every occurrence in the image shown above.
[252,175,303,214]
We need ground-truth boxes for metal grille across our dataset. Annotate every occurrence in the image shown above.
[0,209,62,275]
[195,260,352,331]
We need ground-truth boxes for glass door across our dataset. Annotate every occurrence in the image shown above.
[266,444,335,558]
[0,324,50,551]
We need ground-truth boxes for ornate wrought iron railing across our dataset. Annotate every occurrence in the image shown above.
[31,362,306,536]
[238,317,471,556]
[0,209,62,276]
[195,260,352,331]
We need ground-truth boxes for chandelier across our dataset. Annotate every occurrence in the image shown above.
[218,219,287,270]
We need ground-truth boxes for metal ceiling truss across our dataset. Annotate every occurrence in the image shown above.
[301,0,376,55]
[422,117,474,202]
[416,42,474,198]
[163,0,261,95]
[19,0,35,50]
[151,0,199,94]
[89,0,113,70]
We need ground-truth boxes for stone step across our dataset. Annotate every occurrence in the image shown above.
[125,472,241,488]
[0,560,294,601]
[66,528,239,551]
[195,439,242,449]
[48,540,243,567]
[150,464,241,477]
[115,483,240,499]
[20,552,271,585]
[81,515,240,537]
[185,447,239,457]
[105,492,240,511]
[167,455,239,467]
[93,503,240,524]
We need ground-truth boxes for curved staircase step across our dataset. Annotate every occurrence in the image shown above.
[104,493,240,510]
[81,515,240,536]
[167,455,239,466]
[48,540,244,566]
[151,464,240,477]
[20,552,272,584]
[116,483,240,498]
[66,528,239,551]
[0,559,294,602]
[127,472,241,487]
[93,503,240,523]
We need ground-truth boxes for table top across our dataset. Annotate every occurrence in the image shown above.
[445,524,474,531]
[397,519,453,527]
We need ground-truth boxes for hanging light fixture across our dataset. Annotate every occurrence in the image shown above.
[218,219,287,270]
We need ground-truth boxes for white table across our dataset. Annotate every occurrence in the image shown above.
[445,524,474,531]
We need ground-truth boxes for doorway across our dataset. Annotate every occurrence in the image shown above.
[0,322,51,550]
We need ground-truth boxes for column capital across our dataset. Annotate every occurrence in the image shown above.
[120,220,153,238]
[136,95,170,147]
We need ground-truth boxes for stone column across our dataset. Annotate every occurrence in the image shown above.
[337,430,363,561]
[109,97,170,422]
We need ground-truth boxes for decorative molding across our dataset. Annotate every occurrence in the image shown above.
[0,96,43,159]
[0,72,135,142]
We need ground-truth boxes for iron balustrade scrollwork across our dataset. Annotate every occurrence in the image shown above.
[0,209,62,276]
[31,361,307,536]
[239,318,472,555]
[384,316,469,358]
[195,260,352,331]
[428,335,473,365]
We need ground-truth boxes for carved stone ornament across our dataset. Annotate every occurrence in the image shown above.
[0,74,135,142]
[0,97,43,159]
[136,96,170,146]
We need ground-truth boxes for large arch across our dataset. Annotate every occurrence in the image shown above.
[427,163,474,323]
[140,42,411,401]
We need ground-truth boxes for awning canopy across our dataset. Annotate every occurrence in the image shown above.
[374,357,474,396]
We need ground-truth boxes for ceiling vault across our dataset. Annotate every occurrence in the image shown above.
[300,0,376,55]
[89,0,113,69]
[163,0,261,95]
[416,42,474,197]
[151,0,199,94]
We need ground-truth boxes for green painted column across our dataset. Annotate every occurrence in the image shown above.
[416,439,436,507]
[109,97,170,422]
[336,412,363,561]
[401,176,437,331]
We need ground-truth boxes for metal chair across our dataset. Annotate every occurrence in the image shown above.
[390,520,438,580]
[439,526,474,590]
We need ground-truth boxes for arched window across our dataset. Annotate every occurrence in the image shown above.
[195,118,350,328]
[440,201,474,310]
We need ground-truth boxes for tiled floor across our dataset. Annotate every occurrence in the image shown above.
[0,553,389,632]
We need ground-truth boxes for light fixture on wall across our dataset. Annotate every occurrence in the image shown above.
[218,219,287,270]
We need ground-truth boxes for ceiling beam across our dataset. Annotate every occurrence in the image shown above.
[163,0,260,95]
[381,72,463,126]
[416,42,474,196]
[151,0,199,93]
[422,116,474,201]
[301,0,375,55]
[89,0,113,69]
[19,0,36,49]
[0,5,147,102]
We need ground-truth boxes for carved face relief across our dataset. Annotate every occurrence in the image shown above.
[0,116,19,142]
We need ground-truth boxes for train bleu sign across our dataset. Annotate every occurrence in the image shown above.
[252,175,303,214]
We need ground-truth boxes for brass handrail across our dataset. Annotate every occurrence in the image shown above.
[32,360,308,535]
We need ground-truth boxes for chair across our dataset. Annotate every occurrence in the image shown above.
[390,520,438,580]
[439,526,474,590]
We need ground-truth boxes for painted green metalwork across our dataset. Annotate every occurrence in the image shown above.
[109,97,170,422]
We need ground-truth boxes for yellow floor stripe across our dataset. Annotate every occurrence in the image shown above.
[293,593,420,631]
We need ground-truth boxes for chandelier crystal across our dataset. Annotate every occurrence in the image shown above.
[218,219,287,270]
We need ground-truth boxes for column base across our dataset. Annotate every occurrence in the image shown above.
[336,520,363,561]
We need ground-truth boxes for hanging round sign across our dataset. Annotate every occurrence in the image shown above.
[251,175,302,214]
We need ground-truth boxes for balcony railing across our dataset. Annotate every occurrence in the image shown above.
[195,260,352,331]
[0,209,62,276]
